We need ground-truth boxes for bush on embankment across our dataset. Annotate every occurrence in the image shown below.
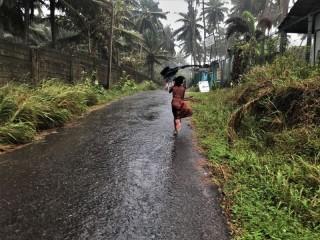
[0,79,157,145]
[191,53,320,239]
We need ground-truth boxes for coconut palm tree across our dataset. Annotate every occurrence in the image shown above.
[226,11,269,82]
[203,0,227,61]
[161,25,176,56]
[231,0,268,17]
[142,30,170,81]
[134,10,167,34]
[173,9,203,64]
[226,11,264,41]
[204,0,227,33]
[133,0,167,34]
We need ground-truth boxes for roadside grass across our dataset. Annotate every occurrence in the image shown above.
[0,79,157,145]
[190,54,320,239]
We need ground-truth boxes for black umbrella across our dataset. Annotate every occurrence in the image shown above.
[160,64,210,79]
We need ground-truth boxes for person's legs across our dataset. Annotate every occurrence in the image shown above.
[176,118,181,132]
[173,119,178,135]
[172,107,182,134]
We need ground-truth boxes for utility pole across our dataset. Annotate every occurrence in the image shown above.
[202,0,207,64]
[24,0,31,42]
[50,0,56,48]
[106,0,114,89]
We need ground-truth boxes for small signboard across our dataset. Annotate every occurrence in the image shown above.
[198,81,210,93]
[204,34,215,47]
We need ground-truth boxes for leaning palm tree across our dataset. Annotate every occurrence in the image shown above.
[161,25,176,56]
[134,10,167,34]
[226,11,263,41]
[133,0,167,35]
[173,9,203,64]
[142,30,170,81]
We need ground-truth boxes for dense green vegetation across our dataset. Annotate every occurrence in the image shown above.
[0,79,156,145]
[191,54,320,239]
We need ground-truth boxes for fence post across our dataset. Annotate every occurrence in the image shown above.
[31,47,39,85]
[305,14,314,64]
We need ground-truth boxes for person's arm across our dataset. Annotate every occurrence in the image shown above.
[183,81,187,88]
[169,86,174,93]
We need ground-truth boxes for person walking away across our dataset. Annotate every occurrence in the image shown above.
[169,76,186,135]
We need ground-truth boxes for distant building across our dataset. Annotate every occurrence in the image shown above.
[279,0,320,64]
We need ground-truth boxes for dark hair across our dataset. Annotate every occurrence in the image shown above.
[174,76,185,86]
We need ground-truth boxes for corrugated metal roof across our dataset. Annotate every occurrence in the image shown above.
[278,0,320,33]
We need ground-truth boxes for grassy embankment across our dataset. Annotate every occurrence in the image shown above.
[191,54,320,239]
[0,78,156,145]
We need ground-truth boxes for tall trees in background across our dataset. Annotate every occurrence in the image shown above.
[226,0,292,84]
[134,0,167,34]
[174,9,203,65]
[133,0,174,79]
[174,0,204,64]
[231,0,268,17]
[231,0,290,23]
[203,0,227,60]
[0,0,174,80]
[204,0,227,34]
[143,30,169,80]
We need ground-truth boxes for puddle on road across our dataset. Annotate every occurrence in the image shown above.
[137,111,160,121]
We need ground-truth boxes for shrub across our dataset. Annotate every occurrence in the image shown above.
[191,54,320,239]
[0,78,153,146]
[138,80,158,90]
[0,122,36,144]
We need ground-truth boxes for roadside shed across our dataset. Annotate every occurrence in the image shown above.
[278,0,320,64]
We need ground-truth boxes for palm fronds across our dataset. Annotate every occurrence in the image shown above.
[226,16,250,39]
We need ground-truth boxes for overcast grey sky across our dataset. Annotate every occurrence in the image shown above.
[158,0,231,31]
[158,0,296,30]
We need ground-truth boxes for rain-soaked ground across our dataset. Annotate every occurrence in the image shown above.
[0,90,229,240]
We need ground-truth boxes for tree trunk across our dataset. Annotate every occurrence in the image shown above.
[279,0,290,54]
[213,30,218,60]
[202,0,206,64]
[50,0,56,48]
[24,0,30,42]
[106,3,114,89]
[216,23,223,60]
[150,62,155,81]
[30,0,34,21]
[261,35,265,63]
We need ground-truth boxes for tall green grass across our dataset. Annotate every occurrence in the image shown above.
[0,79,157,145]
[191,54,320,239]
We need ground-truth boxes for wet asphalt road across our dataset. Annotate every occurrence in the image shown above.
[0,90,229,240]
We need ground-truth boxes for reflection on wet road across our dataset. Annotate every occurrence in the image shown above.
[0,90,229,240]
